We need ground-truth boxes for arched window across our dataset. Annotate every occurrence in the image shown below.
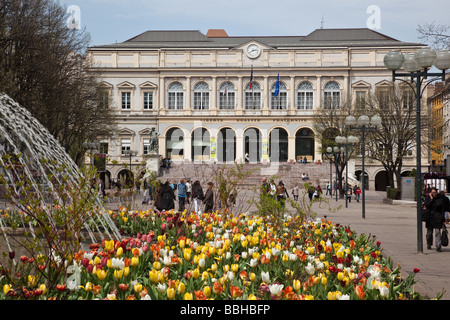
[297,81,314,109]
[323,81,341,109]
[193,82,209,110]
[271,81,287,109]
[167,82,184,110]
[191,127,210,162]
[166,127,184,160]
[219,81,235,109]
[245,82,261,109]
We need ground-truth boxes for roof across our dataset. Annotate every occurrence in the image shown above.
[90,28,423,50]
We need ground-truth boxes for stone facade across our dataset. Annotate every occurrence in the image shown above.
[87,28,426,190]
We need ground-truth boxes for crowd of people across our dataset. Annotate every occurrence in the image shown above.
[142,178,214,215]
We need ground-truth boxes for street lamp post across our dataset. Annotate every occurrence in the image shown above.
[123,149,138,186]
[345,115,381,219]
[325,146,345,202]
[335,135,360,208]
[384,47,450,253]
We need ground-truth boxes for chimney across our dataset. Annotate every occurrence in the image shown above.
[206,29,229,38]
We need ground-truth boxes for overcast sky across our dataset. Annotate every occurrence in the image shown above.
[60,0,449,47]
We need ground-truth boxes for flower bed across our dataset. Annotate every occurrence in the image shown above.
[1,207,423,300]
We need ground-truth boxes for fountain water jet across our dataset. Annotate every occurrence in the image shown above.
[0,93,121,261]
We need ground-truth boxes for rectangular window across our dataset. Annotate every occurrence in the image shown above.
[219,92,235,109]
[99,142,109,154]
[121,139,131,155]
[297,92,313,109]
[193,92,209,109]
[323,92,340,109]
[271,92,287,109]
[168,92,184,109]
[143,92,153,109]
[355,91,366,109]
[121,92,131,109]
[245,92,261,109]
[143,139,150,155]
[98,91,109,108]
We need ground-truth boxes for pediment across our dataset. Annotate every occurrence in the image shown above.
[139,81,158,89]
[117,81,136,89]
[352,80,371,89]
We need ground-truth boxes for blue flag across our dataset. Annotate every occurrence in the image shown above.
[274,73,280,96]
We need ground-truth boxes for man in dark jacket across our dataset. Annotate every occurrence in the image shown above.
[203,182,214,213]
[424,187,446,251]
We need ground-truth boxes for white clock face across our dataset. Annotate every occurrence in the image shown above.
[246,44,261,58]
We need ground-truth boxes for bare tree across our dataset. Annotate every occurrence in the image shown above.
[0,0,117,165]
[313,98,357,198]
[364,83,429,191]
[417,22,450,50]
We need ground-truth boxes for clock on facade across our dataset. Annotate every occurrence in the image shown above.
[246,44,261,59]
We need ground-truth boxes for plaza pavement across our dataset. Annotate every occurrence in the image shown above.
[127,188,449,300]
[311,190,450,300]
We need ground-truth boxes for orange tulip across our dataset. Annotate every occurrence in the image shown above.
[355,285,365,300]
[230,285,243,298]
[213,281,224,295]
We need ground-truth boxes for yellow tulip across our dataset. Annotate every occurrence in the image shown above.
[28,275,37,288]
[249,272,256,281]
[123,266,130,277]
[293,279,301,291]
[248,294,257,300]
[167,287,175,300]
[39,284,47,295]
[81,282,93,292]
[328,291,336,300]
[211,263,217,273]
[204,286,211,298]
[149,270,159,283]
[114,269,123,280]
[184,292,193,300]
[3,284,11,295]
[192,268,200,279]
[116,247,123,257]
[153,261,161,270]
[231,264,239,273]
[131,256,139,267]
[96,269,108,281]
[319,253,326,261]
[133,283,143,294]
[183,248,191,261]
[178,282,186,294]
[321,276,328,286]
[179,239,186,249]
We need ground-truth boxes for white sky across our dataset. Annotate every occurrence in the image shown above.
[60,0,450,47]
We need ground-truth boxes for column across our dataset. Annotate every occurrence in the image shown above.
[159,76,166,115]
[315,76,322,109]
[289,76,295,115]
[236,131,244,163]
[288,136,296,163]
[184,76,192,115]
[210,76,218,116]
[236,76,243,115]
[184,134,192,162]
[262,76,270,116]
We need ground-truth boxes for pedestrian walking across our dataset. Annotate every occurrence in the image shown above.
[177,179,187,212]
[158,181,175,211]
[326,182,331,196]
[186,179,192,204]
[355,186,362,202]
[424,187,446,251]
[346,184,352,203]
[203,182,214,213]
[191,180,204,214]
[292,184,299,201]
[276,181,289,207]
